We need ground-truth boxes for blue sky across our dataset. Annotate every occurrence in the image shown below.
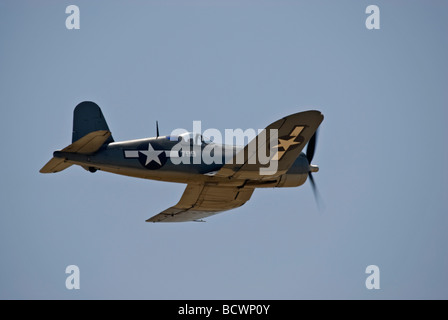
[0,0,447,299]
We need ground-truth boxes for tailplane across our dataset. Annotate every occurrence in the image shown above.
[39,157,72,174]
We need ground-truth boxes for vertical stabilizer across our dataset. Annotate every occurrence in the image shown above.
[72,101,114,144]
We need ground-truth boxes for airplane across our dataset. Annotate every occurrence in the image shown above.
[40,101,324,222]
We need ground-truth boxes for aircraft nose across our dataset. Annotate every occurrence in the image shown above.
[309,164,319,173]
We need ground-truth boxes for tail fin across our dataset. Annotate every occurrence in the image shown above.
[40,101,113,174]
[72,101,114,144]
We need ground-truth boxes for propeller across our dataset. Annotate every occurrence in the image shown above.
[306,130,324,210]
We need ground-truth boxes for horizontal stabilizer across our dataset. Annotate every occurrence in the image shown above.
[39,157,72,173]
[39,130,111,174]
[62,130,111,154]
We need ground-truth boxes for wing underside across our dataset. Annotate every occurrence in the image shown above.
[147,184,254,222]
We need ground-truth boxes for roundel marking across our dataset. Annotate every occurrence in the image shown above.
[135,142,167,170]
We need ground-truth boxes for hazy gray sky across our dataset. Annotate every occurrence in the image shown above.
[1,0,447,299]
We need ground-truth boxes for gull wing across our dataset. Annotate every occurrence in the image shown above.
[215,110,323,180]
[147,184,254,222]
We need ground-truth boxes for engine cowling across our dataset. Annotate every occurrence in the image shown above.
[275,153,309,188]
[276,172,308,188]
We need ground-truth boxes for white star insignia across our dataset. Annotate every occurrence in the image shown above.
[139,143,163,165]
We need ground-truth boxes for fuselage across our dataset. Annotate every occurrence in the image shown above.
[53,134,310,188]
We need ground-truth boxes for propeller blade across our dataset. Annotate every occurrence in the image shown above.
[308,172,316,195]
[308,172,324,212]
[306,129,324,211]
[306,130,318,164]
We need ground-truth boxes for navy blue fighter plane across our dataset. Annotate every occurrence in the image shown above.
[40,102,323,222]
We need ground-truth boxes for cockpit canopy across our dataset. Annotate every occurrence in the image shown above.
[169,132,214,145]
